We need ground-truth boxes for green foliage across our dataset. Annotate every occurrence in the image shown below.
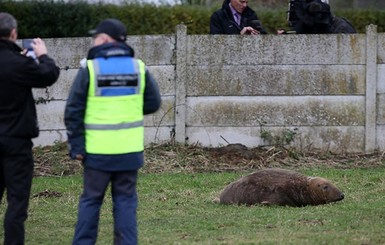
[2,0,94,38]
[0,1,384,38]
[258,8,289,33]
[334,9,385,33]
[260,126,298,147]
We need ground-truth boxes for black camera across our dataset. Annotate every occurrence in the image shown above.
[247,20,267,34]
[249,20,263,32]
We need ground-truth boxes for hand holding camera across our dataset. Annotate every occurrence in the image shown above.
[241,20,265,35]
[22,38,48,59]
[240,26,260,35]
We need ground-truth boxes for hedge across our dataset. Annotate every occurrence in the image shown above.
[0,1,383,38]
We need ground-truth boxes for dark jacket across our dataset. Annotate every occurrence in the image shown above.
[0,39,60,139]
[294,15,356,34]
[291,0,356,34]
[330,16,356,34]
[210,0,267,34]
[64,42,161,171]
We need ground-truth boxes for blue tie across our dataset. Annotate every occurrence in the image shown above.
[234,13,241,25]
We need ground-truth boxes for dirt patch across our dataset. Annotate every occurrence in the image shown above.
[33,142,82,177]
[143,143,385,173]
[32,189,62,198]
[33,142,385,177]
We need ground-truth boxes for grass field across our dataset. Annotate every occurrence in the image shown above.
[1,143,385,244]
[1,167,384,244]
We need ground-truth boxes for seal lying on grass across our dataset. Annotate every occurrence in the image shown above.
[219,168,344,207]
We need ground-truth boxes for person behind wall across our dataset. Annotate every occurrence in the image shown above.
[210,0,267,35]
[329,12,356,34]
[0,12,60,245]
[279,0,356,34]
[64,18,161,245]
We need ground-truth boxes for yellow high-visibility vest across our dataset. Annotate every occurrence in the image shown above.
[84,56,146,154]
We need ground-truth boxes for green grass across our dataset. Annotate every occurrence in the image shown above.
[1,168,385,244]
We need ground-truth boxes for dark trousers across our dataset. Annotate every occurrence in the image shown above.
[0,137,34,245]
[73,167,138,245]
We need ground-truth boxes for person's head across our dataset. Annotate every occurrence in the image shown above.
[290,0,332,34]
[307,1,332,25]
[0,12,17,41]
[89,18,127,47]
[230,0,248,14]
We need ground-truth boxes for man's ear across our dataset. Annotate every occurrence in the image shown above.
[10,28,17,41]
[93,33,112,46]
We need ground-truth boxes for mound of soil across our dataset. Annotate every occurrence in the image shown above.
[33,142,385,177]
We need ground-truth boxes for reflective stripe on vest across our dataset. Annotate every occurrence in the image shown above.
[85,120,144,130]
[85,56,146,154]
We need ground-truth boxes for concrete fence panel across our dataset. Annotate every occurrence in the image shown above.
[31,24,384,153]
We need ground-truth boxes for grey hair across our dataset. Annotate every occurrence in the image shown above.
[0,12,17,38]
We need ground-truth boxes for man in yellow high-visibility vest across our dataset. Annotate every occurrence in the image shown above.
[64,18,161,245]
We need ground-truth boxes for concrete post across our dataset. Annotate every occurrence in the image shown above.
[365,24,378,153]
[175,24,187,144]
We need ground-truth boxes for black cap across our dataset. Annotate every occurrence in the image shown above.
[89,18,127,42]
